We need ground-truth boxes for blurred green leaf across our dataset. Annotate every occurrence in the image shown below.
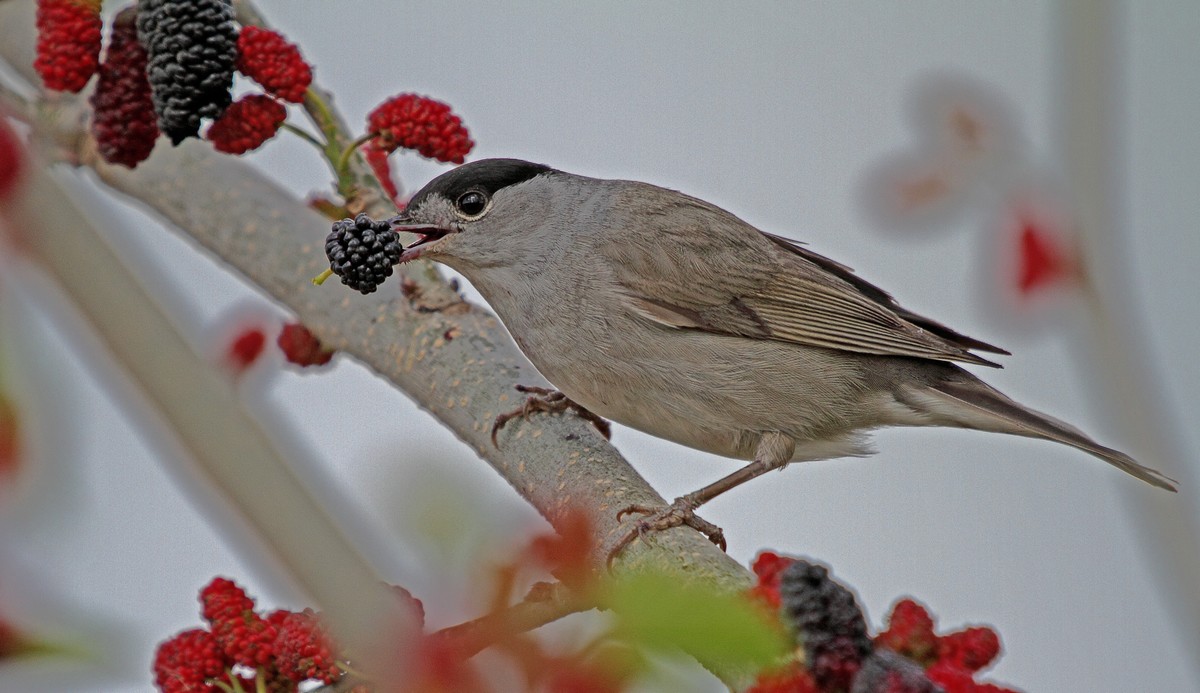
[606,573,789,678]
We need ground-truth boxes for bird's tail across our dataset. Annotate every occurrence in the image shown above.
[899,378,1177,492]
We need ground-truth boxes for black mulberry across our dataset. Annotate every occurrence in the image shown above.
[325,214,403,294]
[136,0,238,144]
[779,560,874,692]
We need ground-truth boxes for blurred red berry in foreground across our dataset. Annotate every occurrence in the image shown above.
[1016,217,1078,296]
[875,598,938,666]
[748,550,793,608]
[271,610,340,684]
[367,93,474,164]
[746,662,819,693]
[529,506,596,590]
[236,26,313,104]
[937,627,1001,672]
[226,327,267,374]
[748,551,1018,693]
[34,0,103,93]
[0,394,21,480]
[0,115,24,201]
[277,323,335,368]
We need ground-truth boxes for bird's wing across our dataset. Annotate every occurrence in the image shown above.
[600,188,1008,367]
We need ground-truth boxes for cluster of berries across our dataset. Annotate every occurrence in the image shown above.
[153,577,343,693]
[34,0,474,179]
[35,0,308,166]
[747,552,1019,693]
[153,577,424,693]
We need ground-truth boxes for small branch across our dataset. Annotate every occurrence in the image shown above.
[279,121,325,150]
[335,130,377,178]
[430,582,592,660]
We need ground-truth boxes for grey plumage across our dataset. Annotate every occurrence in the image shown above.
[390,158,1176,494]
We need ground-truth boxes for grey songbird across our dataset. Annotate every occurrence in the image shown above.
[389,158,1176,552]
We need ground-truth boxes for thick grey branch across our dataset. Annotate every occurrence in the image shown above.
[84,140,748,586]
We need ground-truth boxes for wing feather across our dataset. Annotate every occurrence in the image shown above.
[599,183,1005,367]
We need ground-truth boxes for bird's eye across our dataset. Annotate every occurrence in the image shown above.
[455,190,489,218]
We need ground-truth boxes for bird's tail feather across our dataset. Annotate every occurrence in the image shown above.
[901,379,1177,492]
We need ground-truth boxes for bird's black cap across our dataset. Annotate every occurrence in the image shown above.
[406,159,554,209]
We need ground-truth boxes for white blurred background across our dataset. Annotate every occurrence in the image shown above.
[1,2,1198,691]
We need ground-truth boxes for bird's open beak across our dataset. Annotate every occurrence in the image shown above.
[388,214,452,263]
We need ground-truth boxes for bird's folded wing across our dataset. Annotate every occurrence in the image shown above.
[602,215,1006,367]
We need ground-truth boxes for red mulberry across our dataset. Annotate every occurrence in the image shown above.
[236,27,312,104]
[199,577,277,668]
[0,116,25,201]
[207,94,287,154]
[364,143,403,206]
[367,93,474,164]
[277,323,334,368]
[271,610,341,684]
[34,0,103,93]
[152,628,228,693]
[875,599,938,666]
[90,8,160,168]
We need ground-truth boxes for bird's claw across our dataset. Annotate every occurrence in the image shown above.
[606,496,727,570]
[490,384,611,447]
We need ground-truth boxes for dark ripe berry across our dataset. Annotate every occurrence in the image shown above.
[779,560,873,692]
[90,8,160,168]
[325,214,403,294]
[136,0,238,144]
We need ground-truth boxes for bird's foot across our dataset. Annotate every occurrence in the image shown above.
[490,384,612,447]
[607,495,726,569]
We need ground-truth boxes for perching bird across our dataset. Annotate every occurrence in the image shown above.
[385,158,1176,552]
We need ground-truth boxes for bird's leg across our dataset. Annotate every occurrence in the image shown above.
[607,432,796,568]
[491,384,612,447]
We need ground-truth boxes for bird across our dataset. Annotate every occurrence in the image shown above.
[385,158,1177,556]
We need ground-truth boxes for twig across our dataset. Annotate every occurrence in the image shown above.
[429,582,592,660]
[279,121,325,150]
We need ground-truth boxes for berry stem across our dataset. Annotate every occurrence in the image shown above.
[311,267,334,286]
[337,660,369,679]
[427,581,590,660]
[279,121,324,150]
[336,131,377,179]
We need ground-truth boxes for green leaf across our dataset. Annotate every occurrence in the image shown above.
[605,573,789,678]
